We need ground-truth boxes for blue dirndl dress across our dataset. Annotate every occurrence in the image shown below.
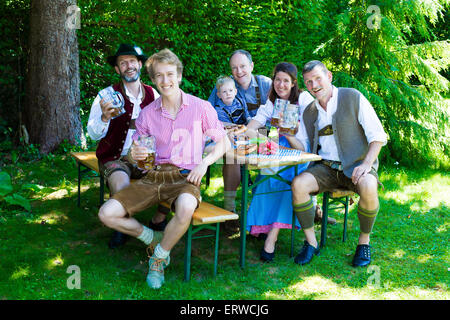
[246,135,309,235]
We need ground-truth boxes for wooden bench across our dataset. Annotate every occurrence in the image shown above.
[70,151,106,206]
[70,151,238,281]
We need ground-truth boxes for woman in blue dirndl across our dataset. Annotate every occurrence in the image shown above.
[245,62,315,262]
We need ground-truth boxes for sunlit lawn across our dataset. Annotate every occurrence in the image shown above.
[0,155,448,300]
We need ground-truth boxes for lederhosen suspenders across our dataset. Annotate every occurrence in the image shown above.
[318,124,333,137]
[313,115,342,170]
[245,77,261,111]
[312,102,333,155]
[216,96,246,124]
[313,123,334,153]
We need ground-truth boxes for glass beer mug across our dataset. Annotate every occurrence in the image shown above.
[137,135,156,170]
[270,98,289,127]
[279,104,299,136]
[98,86,125,119]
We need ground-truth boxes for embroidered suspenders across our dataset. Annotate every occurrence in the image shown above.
[245,83,261,111]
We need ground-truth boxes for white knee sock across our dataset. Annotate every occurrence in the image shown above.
[154,243,170,259]
[137,226,154,245]
[224,190,237,212]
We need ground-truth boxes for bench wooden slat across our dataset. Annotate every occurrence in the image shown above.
[330,189,354,198]
[192,202,238,225]
[70,151,99,172]
[161,202,238,226]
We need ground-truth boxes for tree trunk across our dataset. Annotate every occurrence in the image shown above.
[24,0,84,154]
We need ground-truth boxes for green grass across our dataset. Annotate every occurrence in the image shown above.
[0,155,448,300]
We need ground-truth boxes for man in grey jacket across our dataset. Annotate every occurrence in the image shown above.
[291,60,387,267]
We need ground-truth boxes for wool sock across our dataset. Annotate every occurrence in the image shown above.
[137,225,154,246]
[224,190,237,212]
[293,197,316,230]
[357,205,379,234]
[154,243,170,259]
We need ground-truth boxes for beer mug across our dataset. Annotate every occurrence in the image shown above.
[270,98,289,127]
[279,104,299,136]
[98,86,125,119]
[234,133,249,148]
[137,135,156,170]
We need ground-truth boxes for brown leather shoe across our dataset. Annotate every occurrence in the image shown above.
[314,205,337,225]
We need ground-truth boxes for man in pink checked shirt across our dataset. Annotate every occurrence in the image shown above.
[98,48,231,289]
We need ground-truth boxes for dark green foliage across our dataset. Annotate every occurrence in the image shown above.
[0,0,448,168]
[0,0,30,144]
[0,171,31,212]
[316,0,449,169]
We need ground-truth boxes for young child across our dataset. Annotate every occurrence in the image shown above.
[213,76,250,125]
[210,76,250,214]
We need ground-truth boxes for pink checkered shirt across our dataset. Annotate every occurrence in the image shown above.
[132,90,227,170]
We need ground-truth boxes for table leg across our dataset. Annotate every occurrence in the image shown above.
[291,212,295,257]
[240,164,249,269]
[184,224,193,282]
[290,164,299,257]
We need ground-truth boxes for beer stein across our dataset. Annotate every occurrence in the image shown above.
[270,98,289,127]
[279,104,299,136]
[137,135,156,170]
[98,86,125,119]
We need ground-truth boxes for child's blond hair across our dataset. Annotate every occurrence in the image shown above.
[215,75,235,91]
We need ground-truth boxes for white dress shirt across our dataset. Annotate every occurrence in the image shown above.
[87,83,159,156]
[297,86,387,161]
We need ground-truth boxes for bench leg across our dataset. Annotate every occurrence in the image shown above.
[343,196,349,242]
[184,224,193,282]
[99,174,105,206]
[320,192,330,248]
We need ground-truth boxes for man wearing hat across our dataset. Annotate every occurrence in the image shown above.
[87,44,169,249]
